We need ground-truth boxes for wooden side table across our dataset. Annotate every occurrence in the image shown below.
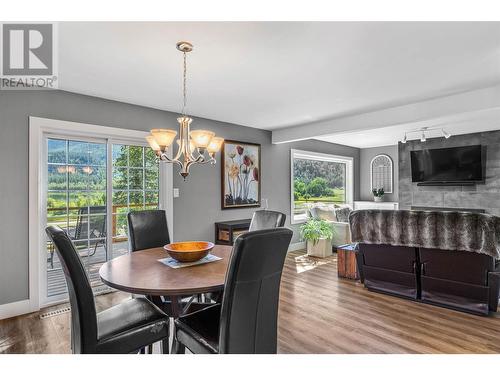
[337,244,359,280]
[214,219,251,246]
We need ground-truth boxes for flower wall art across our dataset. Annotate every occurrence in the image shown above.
[221,140,261,209]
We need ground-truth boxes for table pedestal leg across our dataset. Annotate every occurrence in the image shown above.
[169,295,186,354]
[169,295,181,318]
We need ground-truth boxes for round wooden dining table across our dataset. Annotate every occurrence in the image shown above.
[99,244,232,317]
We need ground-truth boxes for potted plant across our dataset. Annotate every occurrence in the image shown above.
[300,219,335,258]
[372,187,384,202]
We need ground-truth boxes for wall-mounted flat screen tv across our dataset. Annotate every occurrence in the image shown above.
[410,145,484,184]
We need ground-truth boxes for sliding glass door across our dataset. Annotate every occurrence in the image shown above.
[110,143,160,259]
[45,137,108,298]
[43,136,160,304]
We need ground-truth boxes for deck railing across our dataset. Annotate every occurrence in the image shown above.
[47,203,157,243]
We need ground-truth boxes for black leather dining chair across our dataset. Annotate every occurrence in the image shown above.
[248,210,286,231]
[206,210,287,305]
[45,226,170,354]
[127,209,170,252]
[127,210,212,317]
[172,227,293,354]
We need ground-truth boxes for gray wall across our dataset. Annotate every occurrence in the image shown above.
[398,130,500,215]
[0,90,359,305]
[177,138,360,244]
[359,145,399,201]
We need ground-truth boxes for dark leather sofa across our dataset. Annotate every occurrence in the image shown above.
[356,244,500,315]
[350,210,500,316]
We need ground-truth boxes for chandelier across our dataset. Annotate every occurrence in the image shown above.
[146,41,224,179]
[402,126,451,143]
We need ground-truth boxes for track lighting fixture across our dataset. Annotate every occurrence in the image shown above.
[401,127,451,143]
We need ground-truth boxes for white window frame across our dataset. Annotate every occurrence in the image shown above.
[290,149,354,224]
[29,116,173,309]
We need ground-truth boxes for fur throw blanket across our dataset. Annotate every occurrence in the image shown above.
[349,210,500,259]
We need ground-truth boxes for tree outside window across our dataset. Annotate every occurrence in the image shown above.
[291,150,353,223]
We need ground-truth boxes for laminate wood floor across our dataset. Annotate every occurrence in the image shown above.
[1,250,499,354]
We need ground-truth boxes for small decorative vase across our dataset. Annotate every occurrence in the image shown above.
[374,196,383,202]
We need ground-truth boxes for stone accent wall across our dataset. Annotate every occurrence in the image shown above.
[398,130,500,216]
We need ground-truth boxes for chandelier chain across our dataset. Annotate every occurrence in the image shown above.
[182,51,187,116]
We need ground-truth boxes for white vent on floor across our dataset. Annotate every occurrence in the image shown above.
[39,287,114,319]
[40,306,71,319]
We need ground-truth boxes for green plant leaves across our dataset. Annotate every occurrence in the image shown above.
[300,218,335,245]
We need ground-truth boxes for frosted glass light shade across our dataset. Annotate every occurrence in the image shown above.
[146,135,161,151]
[207,137,224,153]
[82,166,93,174]
[151,129,177,148]
[57,165,76,174]
[190,130,215,149]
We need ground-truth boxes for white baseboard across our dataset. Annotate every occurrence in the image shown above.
[0,299,33,320]
[288,241,306,252]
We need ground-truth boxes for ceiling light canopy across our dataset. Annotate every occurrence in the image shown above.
[146,41,224,180]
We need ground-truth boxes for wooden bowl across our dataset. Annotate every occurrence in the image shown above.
[164,241,214,263]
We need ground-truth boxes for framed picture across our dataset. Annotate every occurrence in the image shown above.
[221,140,261,209]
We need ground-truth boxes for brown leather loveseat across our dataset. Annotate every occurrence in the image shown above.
[349,210,500,315]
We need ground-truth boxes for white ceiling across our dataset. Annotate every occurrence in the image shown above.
[315,108,500,148]
[59,22,500,141]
